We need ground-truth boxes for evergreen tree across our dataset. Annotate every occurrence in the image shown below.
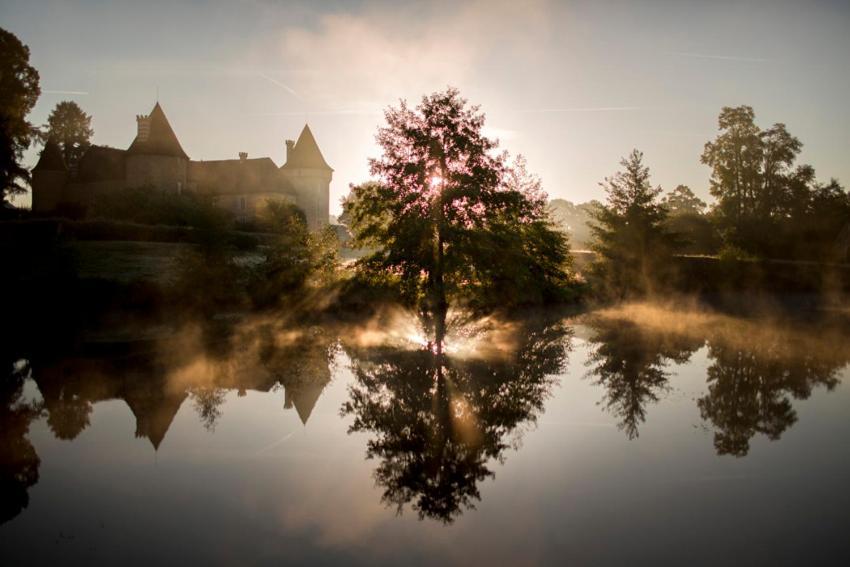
[590,149,676,297]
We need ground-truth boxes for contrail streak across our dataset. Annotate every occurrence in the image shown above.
[258,73,303,100]
[674,52,768,63]
[43,90,89,95]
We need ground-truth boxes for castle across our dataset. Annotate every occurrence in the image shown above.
[31,102,332,230]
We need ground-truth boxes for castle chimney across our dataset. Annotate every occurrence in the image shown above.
[239,152,248,161]
[285,139,295,161]
[136,115,151,142]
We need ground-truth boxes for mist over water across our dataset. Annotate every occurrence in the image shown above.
[2,302,849,565]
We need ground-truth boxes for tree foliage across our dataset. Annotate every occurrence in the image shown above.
[344,88,573,314]
[590,149,677,297]
[42,100,93,172]
[249,200,339,306]
[662,184,706,216]
[701,105,849,259]
[0,28,40,202]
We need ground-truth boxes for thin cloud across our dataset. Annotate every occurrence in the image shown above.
[42,89,89,95]
[674,51,768,63]
[258,73,303,100]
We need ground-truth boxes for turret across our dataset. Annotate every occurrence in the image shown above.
[31,139,68,213]
[280,125,333,230]
[125,102,189,192]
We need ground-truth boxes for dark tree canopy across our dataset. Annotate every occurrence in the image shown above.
[344,88,573,317]
[0,28,41,202]
[590,149,677,297]
[42,100,93,172]
[700,105,848,259]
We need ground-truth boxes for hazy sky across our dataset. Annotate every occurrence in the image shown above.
[4,0,849,213]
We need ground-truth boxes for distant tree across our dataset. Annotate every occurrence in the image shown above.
[0,28,40,203]
[660,185,718,254]
[662,185,706,216]
[345,88,573,317]
[42,100,93,171]
[548,198,601,249]
[590,149,677,297]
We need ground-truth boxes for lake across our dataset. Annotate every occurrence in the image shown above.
[2,303,849,565]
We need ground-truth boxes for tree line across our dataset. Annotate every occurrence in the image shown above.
[3,24,848,317]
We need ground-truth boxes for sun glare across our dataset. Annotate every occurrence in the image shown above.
[428,175,444,189]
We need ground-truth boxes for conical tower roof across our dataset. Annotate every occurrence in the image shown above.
[32,139,67,172]
[127,102,189,159]
[282,124,332,171]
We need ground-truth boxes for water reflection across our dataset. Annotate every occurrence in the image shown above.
[1,304,848,534]
[583,304,849,454]
[0,360,40,525]
[698,327,844,456]
[583,317,703,438]
[341,312,572,523]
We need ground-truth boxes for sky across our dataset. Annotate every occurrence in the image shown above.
[4,0,850,214]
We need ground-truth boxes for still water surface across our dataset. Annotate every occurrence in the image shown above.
[1,304,849,565]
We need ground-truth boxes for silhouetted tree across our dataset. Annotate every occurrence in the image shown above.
[344,88,572,318]
[0,28,40,203]
[699,106,843,257]
[590,150,677,297]
[41,100,93,172]
[249,200,339,306]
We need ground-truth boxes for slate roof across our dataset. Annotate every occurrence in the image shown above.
[281,124,333,171]
[126,103,189,160]
[189,157,293,195]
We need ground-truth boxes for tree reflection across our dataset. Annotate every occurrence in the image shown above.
[583,305,850,453]
[698,333,844,456]
[584,318,702,439]
[342,312,570,523]
[0,360,41,525]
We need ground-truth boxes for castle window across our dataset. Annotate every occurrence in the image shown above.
[176,181,183,195]
[240,197,246,211]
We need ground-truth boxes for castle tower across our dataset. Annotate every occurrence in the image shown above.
[125,102,189,192]
[280,125,332,230]
[31,139,68,213]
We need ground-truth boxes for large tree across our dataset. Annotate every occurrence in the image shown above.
[344,88,572,319]
[590,149,677,297]
[702,105,848,259]
[42,100,92,171]
[701,106,802,251]
[0,28,40,203]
